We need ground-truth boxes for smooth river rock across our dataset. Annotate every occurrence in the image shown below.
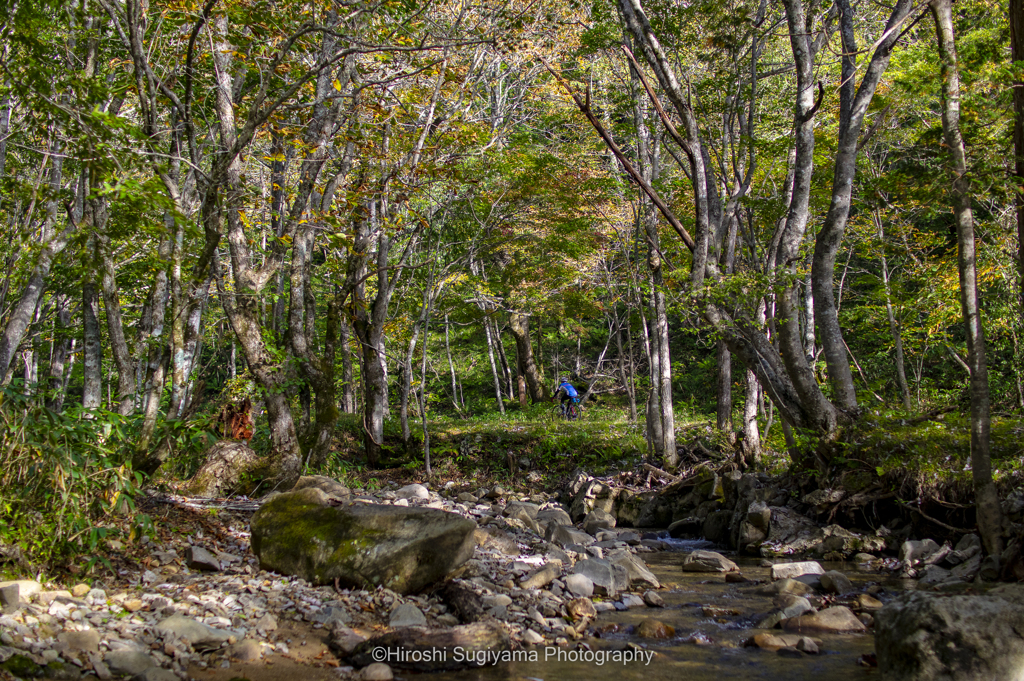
[875,585,1024,681]
[251,487,476,593]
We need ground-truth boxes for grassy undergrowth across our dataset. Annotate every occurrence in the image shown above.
[828,410,1024,502]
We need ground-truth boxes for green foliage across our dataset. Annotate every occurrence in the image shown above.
[0,384,151,575]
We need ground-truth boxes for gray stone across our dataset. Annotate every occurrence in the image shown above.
[155,615,233,650]
[536,508,573,527]
[737,522,767,547]
[251,487,477,594]
[503,501,540,520]
[747,501,772,532]
[293,475,351,499]
[396,484,430,500]
[774,594,814,619]
[504,506,541,534]
[770,561,824,581]
[185,545,221,571]
[390,603,427,628]
[571,558,628,596]
[606,549,660,589]
[667,517,702,538]
[951,553,982,580]
[946,535,982,566]
[818,524,886,557]
[311,605,351,626]
[702,510,732,545]
[582,509,616,536]
[899,538,941,565]
[0,580,39,601]
[564,573,594,598]
[876,585,1024,681]
[522,629,545,644]
[520,562,561,590]
[770,578,815,596]
[255,613,277,633]
[545,524,595,548]
[681,550,738,573]
[362,663,394,680]
[186,440,264,497]
[103,650,155,676]
[569,479,617,522]
[781,606,866,634]
[132,669,178,681]
[918,563,952,585]
[761,506,825,556]
[228,639,263,662]
[643,590,665,607]
[819,570,853,595]
[795,637,818,654]
[0,585,17,614]
[59,629,101,653]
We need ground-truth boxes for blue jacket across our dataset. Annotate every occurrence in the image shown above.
[558,381,578,398]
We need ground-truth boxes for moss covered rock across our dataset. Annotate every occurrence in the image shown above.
[250,488,476,594]
[186,440,270,497]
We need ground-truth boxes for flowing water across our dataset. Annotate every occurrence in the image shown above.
[427,539,886,681]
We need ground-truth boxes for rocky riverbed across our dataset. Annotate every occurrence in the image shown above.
[0,471,1017,681]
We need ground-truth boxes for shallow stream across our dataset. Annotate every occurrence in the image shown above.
[427,539,888,681]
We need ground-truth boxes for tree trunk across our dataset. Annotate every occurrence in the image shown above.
[444,314,461,412]
[211,14,301,487]
[1011,0,1024,314]
[483,312,505,414]
[931,0,1004,556]
[652,274,677,465]
[508,313,548,402]
[46,303,73,412]
[82,279,102,410]
[0,218,75,385]
[741,368,761,465]
[493,319,514,397]
[615,309,638,421]
[811,0,912,413]
[644,278,663,461]
[716,341,733,436]
[876,213,912,409]
[340,312,356,414]
[93,200,136,416]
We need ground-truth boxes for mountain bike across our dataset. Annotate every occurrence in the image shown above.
[558,398,582,421]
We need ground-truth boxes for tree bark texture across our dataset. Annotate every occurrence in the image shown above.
[1012,0,1024,314]
[508,313,548,403]
[82,279,102,410]
[931,0,1004,556]
[811,0,912,412]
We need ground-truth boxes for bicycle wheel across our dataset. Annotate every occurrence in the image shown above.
[566,402,580,420]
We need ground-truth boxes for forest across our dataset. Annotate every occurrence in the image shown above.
[0,0,1022,578]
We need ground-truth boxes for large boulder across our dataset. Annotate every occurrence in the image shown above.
[293,475,351,500]
[571,558,629,596]
[817,524,886,558]
[186,441,271,497]
[606,549,660,590]
[251,488,476,594]
[760,506,824,557]
[582,509,616,536]
[875,585,1024,681]
[569,479,618,521]
[681,550,738,573]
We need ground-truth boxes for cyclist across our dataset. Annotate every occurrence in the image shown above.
[554,377,580,417]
